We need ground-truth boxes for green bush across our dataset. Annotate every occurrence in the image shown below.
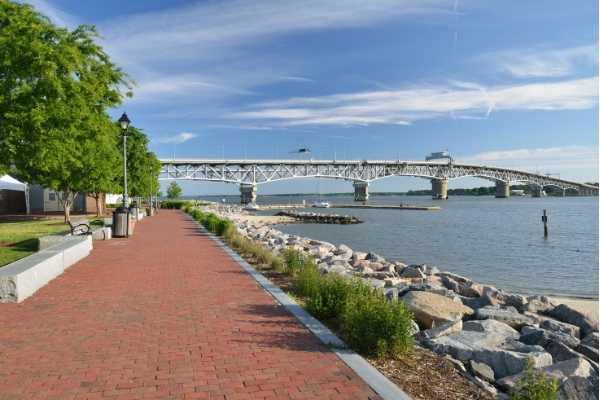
[509,360,559,400]
[304,275,362,321]
[282,248,312,276]
[293,261,321,298]
[341,288,414,358]
[161,200,193,209]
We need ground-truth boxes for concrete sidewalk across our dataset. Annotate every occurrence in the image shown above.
[0,210,380,400]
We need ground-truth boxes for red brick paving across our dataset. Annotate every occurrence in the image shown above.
[0,210,380,400]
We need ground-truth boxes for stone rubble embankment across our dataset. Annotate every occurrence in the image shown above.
[207,206,599,399]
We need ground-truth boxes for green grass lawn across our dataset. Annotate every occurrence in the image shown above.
[0,219,69,267]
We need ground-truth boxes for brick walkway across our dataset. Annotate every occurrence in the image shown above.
[0,211,380,400]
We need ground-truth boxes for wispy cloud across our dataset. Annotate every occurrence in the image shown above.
[207,124,276,131]
[25,0,76,28]
[102,0,453,64]
[131,75,255,103]
[481,45,598,78]
[457,146,599,178]
[280,76,315,83]
[230,77,598,126]
[157,132,197,144]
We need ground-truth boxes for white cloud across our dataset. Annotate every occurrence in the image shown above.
[482,45,598,78]
[230,77,598,126]
[158,132,197,144]
[102,0,453,64]
[457,146,599,181]
[131,75,255,103]
[25,0,76,27]
[280,76,315,83]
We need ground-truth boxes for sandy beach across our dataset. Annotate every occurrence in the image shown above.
[551,296,599,326]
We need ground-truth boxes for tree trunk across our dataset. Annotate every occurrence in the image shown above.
[64,200,71,223]
[94,194,102,217]
[61,191,76,223]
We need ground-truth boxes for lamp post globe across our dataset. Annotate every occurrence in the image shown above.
[118,112,131,208]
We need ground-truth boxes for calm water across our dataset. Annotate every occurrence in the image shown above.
[200,194,599,298]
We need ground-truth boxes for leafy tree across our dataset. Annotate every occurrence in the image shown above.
[116,125,161,203]
[0,2,131,221]
[78,119,122,217]
[167,182,182,199]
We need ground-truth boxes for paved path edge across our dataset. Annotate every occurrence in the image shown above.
[186,215,411,400]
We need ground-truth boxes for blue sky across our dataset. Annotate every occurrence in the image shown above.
[28,0,599,195]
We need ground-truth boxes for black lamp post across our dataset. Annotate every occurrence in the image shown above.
[118,112,131,207]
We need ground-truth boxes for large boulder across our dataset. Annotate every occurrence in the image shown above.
[308,245,332,259]
[475,305,535,329]
[351,251,367,264]
[576,344,599,363]
[558,375,599,400]
[463,319,520,339]
[520,326,581,349]
[424,329,552,379]
[401,291,474,329]
[469,360,495,383]
[582,332,599,349]
[400,265,426,279]
[333,244,353,260]
[524,295,556,314]
[416,319,462,341]
[366,252,385,263]
[546,304,598,337]
[541,318,581,339]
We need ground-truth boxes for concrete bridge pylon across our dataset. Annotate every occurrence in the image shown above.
[240,184,257,205]
[495,181,510,198]
[353,181,369,202]
[431,178,448,200]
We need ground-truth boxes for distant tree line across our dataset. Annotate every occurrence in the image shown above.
[406,184,582,197]
[0,1,160,220]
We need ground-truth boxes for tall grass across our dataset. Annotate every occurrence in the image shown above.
[184,206,414,359]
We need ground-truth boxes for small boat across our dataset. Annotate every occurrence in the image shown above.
[244,203,260,211]
[311,201,331,208]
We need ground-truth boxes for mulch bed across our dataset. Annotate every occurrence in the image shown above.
[238,251,494,400]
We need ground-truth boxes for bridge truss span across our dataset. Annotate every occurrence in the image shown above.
[160,159,598,202]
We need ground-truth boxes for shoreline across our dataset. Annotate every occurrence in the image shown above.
[221,206,599,315]
[232,207,599,303]
[200,203,599,398]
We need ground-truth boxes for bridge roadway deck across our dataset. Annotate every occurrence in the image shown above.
[0,211,379,400]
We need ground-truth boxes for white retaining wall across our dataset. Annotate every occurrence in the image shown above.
[0,235,93,303]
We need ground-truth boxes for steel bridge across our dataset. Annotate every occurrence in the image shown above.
[159,159,599,203]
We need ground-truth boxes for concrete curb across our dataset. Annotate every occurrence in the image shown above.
[187,216,411,400]
[0,235,93,303]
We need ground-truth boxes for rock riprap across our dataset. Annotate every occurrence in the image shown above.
[198,205,599,399]
[400,291,473,329]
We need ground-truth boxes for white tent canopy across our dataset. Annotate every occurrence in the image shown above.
[0,175,26,191]
[0,175,29,213]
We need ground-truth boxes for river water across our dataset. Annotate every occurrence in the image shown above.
[199,194,599,298]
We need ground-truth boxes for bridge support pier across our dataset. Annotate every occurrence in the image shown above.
[240,184,257,205]
[353,181,369,202]
[531,185,543,198]
[495,181,510,198]
[431,178,448,200]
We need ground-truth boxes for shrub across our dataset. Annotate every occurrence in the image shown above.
[509,360,559,400]
[282,248,312,276]
[293,261,321,299]
[304,275,359,321]
[161,200,192,209]
[341,288,414,358]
